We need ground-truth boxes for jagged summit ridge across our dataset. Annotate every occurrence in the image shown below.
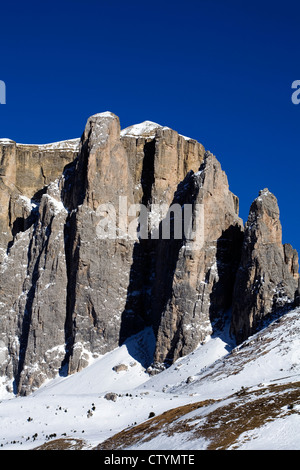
[0,112,298,395]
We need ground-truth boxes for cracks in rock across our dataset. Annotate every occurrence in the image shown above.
[10,152,84,388]
[59,209,79,376]
[40,166,47,186]
[6,187,47,255]
[119,136,200,368]
[59,154,86,375]
[141,140,155,208]
[13,213,54,395]
[119,140,157,348]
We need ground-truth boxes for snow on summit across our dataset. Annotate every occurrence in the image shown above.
[120,120,193,140]
[120,120,166,137]
[0,137,80,150]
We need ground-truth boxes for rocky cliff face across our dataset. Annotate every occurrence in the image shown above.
[0,138,79,254]
[0,114,298,395]
[0,138,78,394]
[151,152,244,366]
[231,188,299,343]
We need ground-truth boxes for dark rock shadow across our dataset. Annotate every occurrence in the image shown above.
[59,211,79,377]
[119,157,200,368]
[209,224,244,328]
[208,224,244,354]
[59,157,84,376]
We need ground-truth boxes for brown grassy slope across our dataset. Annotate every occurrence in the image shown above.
[94,381,300,450]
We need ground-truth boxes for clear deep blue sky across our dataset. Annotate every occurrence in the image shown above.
[0,0,299,256]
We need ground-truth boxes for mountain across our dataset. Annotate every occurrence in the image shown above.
[0,112,300,449]
[0,111,299,448]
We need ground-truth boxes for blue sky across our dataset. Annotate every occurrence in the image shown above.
[0,0,299,256]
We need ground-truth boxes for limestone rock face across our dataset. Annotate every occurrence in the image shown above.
[0,139,78,395]
[118,122,206,348]
[0,116,298,395]
[120,121,205,208]
[231,189,299,343]
[63,112,137,374]
[64,116,207,374]
[152,152,244,365]
[0,138,79,256]
[0,182,69,395]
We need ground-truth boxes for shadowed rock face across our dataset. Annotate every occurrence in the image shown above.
[231,189,299,343]
[0,115,298,395]
[151,152,244,366]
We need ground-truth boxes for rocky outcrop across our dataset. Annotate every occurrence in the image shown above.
[0,113,209,392]
[0,115,298,395]
[151,152,243,365]
[0,138,79,256]
[0,182,69,395]
[0,139,78,395]
[62,112,137,374]
[119,122,207,350]
[231,189,299,343]
[64,115,207,374]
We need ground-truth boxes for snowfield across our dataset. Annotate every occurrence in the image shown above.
[0,308,299,450]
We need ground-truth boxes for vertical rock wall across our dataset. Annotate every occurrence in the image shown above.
[231,189,299,343]
[0,116,298,395]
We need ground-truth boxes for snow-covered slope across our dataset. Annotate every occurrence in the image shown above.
[0,309,299,450]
